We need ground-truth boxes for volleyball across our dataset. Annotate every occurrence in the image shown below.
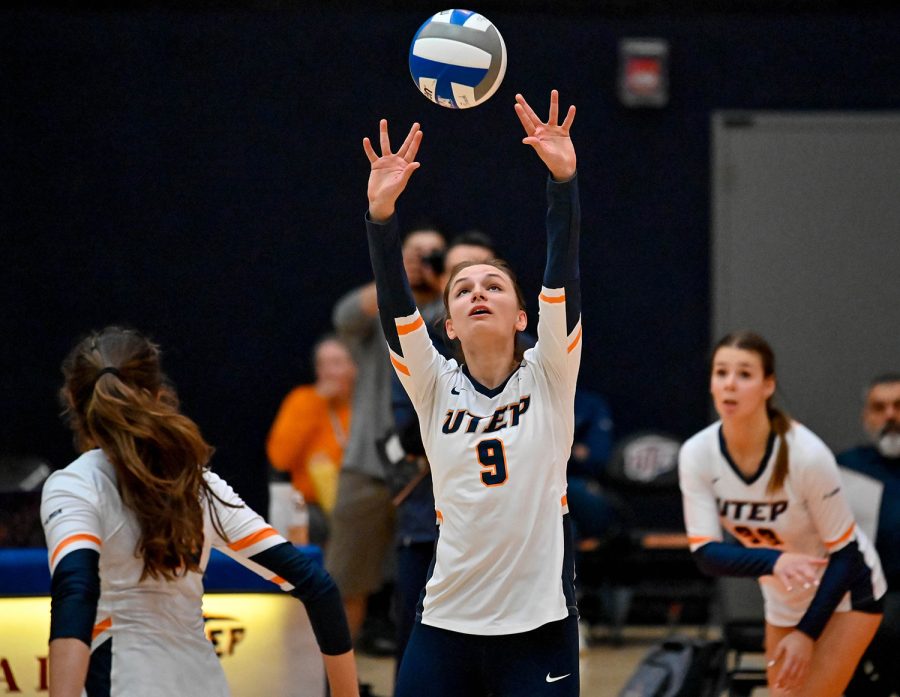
[408,9,507,109]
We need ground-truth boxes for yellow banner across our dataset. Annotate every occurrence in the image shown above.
[0,594,324,696]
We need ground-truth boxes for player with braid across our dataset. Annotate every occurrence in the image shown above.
[679,330,885,696]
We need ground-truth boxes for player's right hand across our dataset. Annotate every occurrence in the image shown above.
[773,552,827,592]
[363,120,423,222]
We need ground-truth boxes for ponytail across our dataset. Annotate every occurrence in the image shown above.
[767,405,791,495]
[61,327,234,581]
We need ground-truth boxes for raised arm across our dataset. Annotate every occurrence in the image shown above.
[362,121,422,347]
[515,90,582,385]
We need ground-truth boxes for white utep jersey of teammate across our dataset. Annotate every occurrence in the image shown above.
[679,421,886,627]
[41,449,296,696]
[389,285,582,636]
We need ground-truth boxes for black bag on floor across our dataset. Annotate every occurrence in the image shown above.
[618,636,725,697]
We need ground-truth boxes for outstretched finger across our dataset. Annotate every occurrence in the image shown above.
[514,103,536,135]
[561,104,577,132]
[397,122,421,160]
[362,137,378,164]
[548,89,559,126]
[515,93,542,129]
[405,129,424,163]
[378,119,392,157]
[398,161,421,188]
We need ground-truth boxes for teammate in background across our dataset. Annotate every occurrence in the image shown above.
[42,327,358,697]
[363,89,582,696]
[678,331,885,697]
[267,335,356,545]
[838,373,900,696]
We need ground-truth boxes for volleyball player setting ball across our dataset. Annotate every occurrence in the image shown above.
[362,90,582,696]
[679,331,885,696]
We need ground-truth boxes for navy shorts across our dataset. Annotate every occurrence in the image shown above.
[394,615,579,697]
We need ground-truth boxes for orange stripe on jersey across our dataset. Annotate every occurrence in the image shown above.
[92,617,112,640]
[688,535,714,546]
[435,509,443,524]
[561,495,568,507]
[567,327,582,353]
[271,575,286,585]
[391,355,410,376]
[397,316,424,335]
[825,523,855,550]
[539,292,566,304]
[51,533,101,566]
[228,527,278,552]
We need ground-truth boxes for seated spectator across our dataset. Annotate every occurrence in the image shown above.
[839,373,900,697]
[267,335,356,546]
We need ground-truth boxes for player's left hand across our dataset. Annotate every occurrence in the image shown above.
[514,89,576,181]
[769,630,814,693]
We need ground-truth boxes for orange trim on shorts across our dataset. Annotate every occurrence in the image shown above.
[435,509,443,524]
[228,527,278,552]
[825,523,855,550]
[51,533,101,566]
[92,617,112,640]
[397,316,424,335]
[391,355,410,376]
[561,495,568,507]
[567,327,582,353]
[271,575,286,585]
[688,535,714,546]
[539,292,566,304]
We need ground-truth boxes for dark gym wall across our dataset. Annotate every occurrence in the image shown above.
[3,5,900,513]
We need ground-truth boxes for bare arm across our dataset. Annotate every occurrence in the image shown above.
[323,651,360,697]
[49,638,89,697]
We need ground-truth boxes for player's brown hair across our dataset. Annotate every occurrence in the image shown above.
[713,331,791,495]
[60,327,231,581]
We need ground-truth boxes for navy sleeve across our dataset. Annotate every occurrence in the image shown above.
[249,542,351,655]
[543,174,581,334]
[49,548,100,646]
[692,541,781,578]
[795,541,872,640]
[366,212,416,356]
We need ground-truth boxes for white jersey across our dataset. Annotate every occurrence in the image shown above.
[679,421,886,627]
[41,449,294,696]
[389,287,582,635]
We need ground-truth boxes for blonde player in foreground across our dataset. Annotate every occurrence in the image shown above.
[42,327,359,697]
[362,90,582,696]
[679,330,884,696]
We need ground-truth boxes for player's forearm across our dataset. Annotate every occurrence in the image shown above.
[692,540,781,577]
[366,212,417,354]
[543,174,580,290]
[49,638,89,697]
[796,541,869,640]
[323,650,360,697]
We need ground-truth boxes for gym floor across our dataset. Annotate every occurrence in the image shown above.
[355,625,771,696]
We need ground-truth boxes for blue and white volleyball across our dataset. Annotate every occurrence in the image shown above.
[409,9,507,109]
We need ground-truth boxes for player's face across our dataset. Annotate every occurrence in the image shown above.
[444,264,527,347]
[863,381,900,438]
[710,347,775,421]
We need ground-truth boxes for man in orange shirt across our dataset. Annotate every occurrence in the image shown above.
[267,335,356,545]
